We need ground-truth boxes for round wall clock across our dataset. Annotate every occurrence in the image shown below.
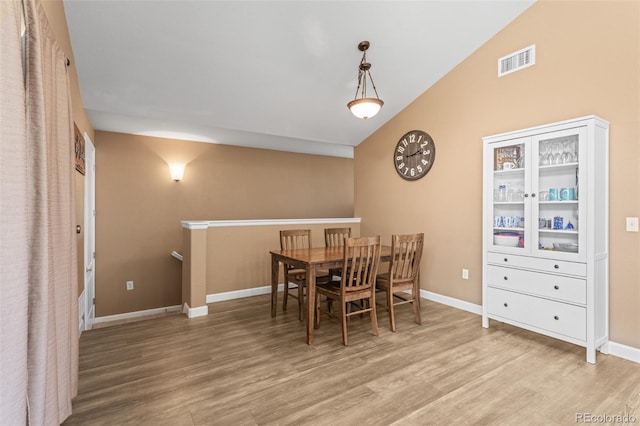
[393,130,436,180]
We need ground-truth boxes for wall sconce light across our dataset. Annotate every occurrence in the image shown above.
[169,163,185,182]
[347,40,384,120]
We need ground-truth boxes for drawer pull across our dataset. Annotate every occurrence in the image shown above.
[554,264,560,269]
[554,285,560,290]
[504,303,508,307]
[554,315,559,320]
[504,258,508,262]
[504,276,508,280]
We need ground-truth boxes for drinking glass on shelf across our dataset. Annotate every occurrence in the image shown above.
[562,140,574,164]
[540,142,551,166]
[552,141,562,165]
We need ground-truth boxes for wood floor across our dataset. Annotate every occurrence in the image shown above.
[63,295,640,425]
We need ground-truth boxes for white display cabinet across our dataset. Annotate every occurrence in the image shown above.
[482,116,609,363]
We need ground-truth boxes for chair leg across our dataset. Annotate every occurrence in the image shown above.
[297,283,304,321]
[283,281,289,311]
[341,302,348,346]
[413,289,422,325]
[315,291,321,329]
[370,294,379,337]
[388,289,396,332]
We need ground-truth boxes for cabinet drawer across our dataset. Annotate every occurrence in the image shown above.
[487,265,586,304]
[487,252,586,277]
[486,287,586,341]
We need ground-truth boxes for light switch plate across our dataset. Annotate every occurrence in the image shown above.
[626,217,639,232]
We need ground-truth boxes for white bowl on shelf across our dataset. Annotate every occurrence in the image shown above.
[494,234,519,247]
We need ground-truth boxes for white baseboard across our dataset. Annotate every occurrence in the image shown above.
[420,289,483,315]
[93,304,182,325]
[606,341,640,364]
[182,302,208,318]
[206,284,285,304]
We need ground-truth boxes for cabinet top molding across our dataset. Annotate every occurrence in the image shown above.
[483,115,609,142]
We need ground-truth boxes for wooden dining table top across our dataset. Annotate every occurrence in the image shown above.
[270,245,392,266]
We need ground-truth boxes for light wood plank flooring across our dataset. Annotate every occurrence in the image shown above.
[64,295,640,425]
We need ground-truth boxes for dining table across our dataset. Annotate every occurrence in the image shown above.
[270,245,392,344]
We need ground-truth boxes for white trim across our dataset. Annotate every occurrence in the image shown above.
[421,290,483,315]
[606,341,640,364]
[93,305,182,325]
[182,217,361,229]
[182,303,208,318]
[206,284,285,304]
[181,221,209,230]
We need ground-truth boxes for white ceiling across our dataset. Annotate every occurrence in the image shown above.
[63,0,534,158]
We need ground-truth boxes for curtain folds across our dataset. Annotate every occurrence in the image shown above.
[1,0,78,423]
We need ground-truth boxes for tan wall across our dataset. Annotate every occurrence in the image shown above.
[95,131,354,316]
[206,222,360,296]
[354,1,640,348]
[40,0,94,298]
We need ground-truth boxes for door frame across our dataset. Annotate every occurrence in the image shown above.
[83,132,96,331]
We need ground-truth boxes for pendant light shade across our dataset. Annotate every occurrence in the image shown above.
[348,41,383,120]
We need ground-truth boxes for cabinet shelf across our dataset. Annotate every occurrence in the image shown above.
[539,162,578,171]
[494,168,525,175]
[538,229,578,234]
[539,200,578,205]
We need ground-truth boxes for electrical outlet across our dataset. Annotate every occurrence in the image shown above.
[626,217,639,232]
[462,269,469,280]
[126,280,134,291]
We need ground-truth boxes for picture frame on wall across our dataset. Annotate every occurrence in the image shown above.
[74,122,85,175]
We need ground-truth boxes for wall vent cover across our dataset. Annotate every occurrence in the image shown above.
[498,44,535,77]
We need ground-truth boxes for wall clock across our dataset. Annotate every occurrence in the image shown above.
[393,130,436,180]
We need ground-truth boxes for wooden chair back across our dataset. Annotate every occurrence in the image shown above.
[388,233,424,286]
[341,236,381,298]
[324,227,351,247]
[280,229,311,251]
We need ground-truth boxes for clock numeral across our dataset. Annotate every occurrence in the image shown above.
[396,156,403,161]
[402,139,409,147]
[421,159,429,166]
[410,168,416,177]
[397,162,405,170]
[420,141,429,149]
[408,133,416,143]
[417,165,423,173]
[397,146,405,154]
[403,167,409,175]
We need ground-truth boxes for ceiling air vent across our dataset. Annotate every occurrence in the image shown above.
[498,44,535,77]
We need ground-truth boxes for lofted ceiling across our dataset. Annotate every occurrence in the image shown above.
[63,0,534,158]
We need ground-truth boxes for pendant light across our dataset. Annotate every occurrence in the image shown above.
[347,41,383,120]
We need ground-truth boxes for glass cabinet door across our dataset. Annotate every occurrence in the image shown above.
[532,127,586,260]
[489,138,529,252]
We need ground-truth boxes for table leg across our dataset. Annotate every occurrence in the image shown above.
[306,265,316,345]
[271,255,279,317]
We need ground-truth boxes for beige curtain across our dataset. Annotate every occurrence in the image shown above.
[1,0,78,424]
[1,0,30,423]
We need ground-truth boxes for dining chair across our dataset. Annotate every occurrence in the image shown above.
[324,227,351,282]
[315,236,381,345]
[376,233,424,332]
[279,229,329,321]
